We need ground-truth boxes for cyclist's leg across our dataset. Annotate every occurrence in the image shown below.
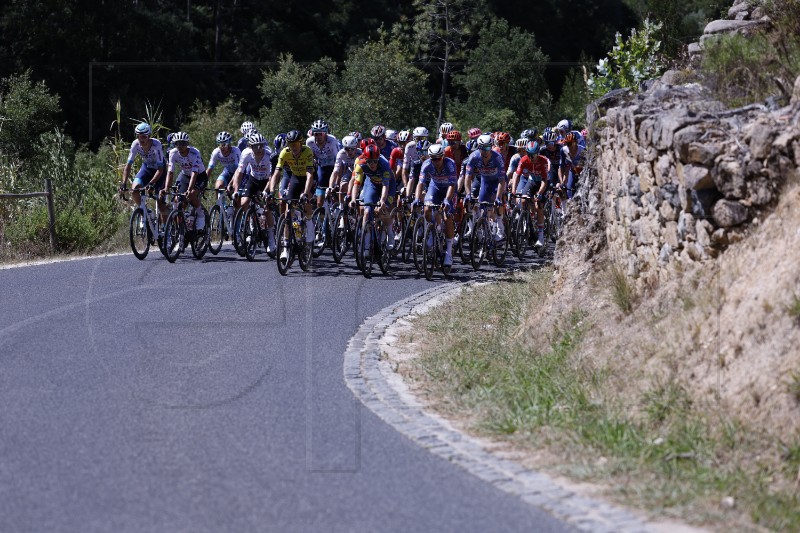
[132,166,156,205]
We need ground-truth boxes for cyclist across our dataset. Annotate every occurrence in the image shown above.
[514,140,550,248]
[371,124,397,160]
[540,128,562,192]
[349,144,395,251]
[506,137,527,184]
[390,130,409,179]
[237,121,255,152]
[120,122,167,223]
[331,134,362,206]
[492,131,513,173]
[464,133,507,241]
[556,119,586,151]
[443,130,467,177]
[465,127,482,152]
[305,119,339,208]
[415,143,457,267]
[164,131,208,231]
[269,129,316,260]
[272,133,286,171]
[559,132,584,200]
[207,131,241,192]
[402,126,429,191]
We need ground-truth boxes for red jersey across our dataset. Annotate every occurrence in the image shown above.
[389,147,404,175]
[515,154,550,180]
[444,144,468,176]
[493,147,512,172]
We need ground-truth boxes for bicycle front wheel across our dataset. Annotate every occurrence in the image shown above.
[411,216,426,273]
[208,204,224,255]
[358,222,374,279]
[163,210,185,263]
[423,222,437,281]
[331,210,348,264]
[311,207,326,258]
[243,207,260,261]
[470,218,489,271]
[129,207,150,260]
[275,216,292,275]
[233,206,247,257]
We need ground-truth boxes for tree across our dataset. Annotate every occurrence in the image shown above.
[408,0,487,128]
[258,54,336,139]
[450,18,549,134]
[0,71,60,161]
[331,38,433,135]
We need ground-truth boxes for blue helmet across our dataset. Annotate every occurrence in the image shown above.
[135,122,151,136]
[274,133,287,152]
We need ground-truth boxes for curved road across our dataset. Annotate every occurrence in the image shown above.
[0,245,568,532]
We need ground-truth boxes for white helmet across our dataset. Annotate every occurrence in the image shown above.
[386,129,397,141]
[248,132,266,146]
[428,144,445,159]
[240,121,255,135]
[439,122,454,135]
[341,135,358,149]
[477,133,493,149]
[514,138,527,149]
[557,119,571,132]
[398,130,410,143]
[173,131,190,143]
[412,126,429,138]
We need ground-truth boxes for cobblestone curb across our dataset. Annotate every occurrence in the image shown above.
[343,273,701,533]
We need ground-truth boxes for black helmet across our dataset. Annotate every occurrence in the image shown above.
[286,130,302,143]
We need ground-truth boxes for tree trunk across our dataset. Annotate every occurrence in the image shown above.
[214,0,221,63]
[436,0,450,128]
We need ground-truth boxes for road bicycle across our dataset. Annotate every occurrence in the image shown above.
[421,203,452,281]
[331,195,358,264]
[275,198,313,275]
[121,185,166,260]
[355,201,390,279]
[470,201,509,271]
[311,188,339,258]
[240,190,276,262]
[162,187,210,263]
[208,187,236,255]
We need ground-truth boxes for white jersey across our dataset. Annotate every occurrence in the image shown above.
[403,141,418,170]
[333,147,362,176]
[238,147,273,181]
[168,146,205,175]
[306,134,340,167]
[127,138,165,169]
[208,146,241,173]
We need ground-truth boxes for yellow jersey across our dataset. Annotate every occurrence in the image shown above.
[276,146,315,177]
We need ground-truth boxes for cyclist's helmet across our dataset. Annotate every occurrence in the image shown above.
[439,122,454,136]
[514,138,527,149]
[580,128,589,138]
[428,144,445,159]
[416,139,431,154]
[557,119,572,133]
[166,132,175,146]
[240,121,255,135]
[467,127,482,139]
[342,135,358,149]
[286,130,302,143]
[477,134,493,150]
[371,124,386,138]
[311,119,329,133]
[248,132,266,146]
[216,131,232,145]
[274,133,287,152]
[173,131,190,144]
[520,129,531,140]
[412,126,429,139]
[526,141,540,154]
[528,128,538,140]
[135,122,151,136]
[542,129,558,143]
[398,130,410,143]
[349,131,362,142]
[495,131,511,145]
[386,129,398,141]
[363,144,380,160]
[563,132,576,144]
[446,130,462,142]
[360,138,376,150]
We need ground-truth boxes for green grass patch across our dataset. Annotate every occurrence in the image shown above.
[408,271,800,530]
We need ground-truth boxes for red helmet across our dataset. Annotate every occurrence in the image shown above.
[360,138,376,150]
[363,144,380,160]
[446,130,462,142]
[467,127,482,139]
[495,131,511,144]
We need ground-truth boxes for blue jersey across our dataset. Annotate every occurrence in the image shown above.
[379,139,397,161]
[465,150,505,181]
[419,158,457,188]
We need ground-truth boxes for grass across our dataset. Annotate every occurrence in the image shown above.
[610,264,637,314]
[406,270,800,531]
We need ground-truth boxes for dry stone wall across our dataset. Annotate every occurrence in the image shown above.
[591,74,800,288]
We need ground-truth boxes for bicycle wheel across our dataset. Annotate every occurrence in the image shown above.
[129,208,150,260]
[401,213,414,263]
[458,214,473,265]
[163,210,184,263]
[311,207,326,258]
[411,216,426,273]
[208,204,224,255]
[379,224,391,275]
[190,207,209,260]
[493,215,509,267]
[470,218,489,271]
[275,216,293,275]
[242,207,260,261]
[439,228,452,278]
[515,208,530,260]
[358,222,374,278]
[232,206,247,257]
[331,210,348,264]
[509,206,521,250]
[423,222,437,281]
[388,208,403,259]
[298,220,313,272]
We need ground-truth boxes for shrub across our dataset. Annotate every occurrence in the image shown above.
[587,18,666,100]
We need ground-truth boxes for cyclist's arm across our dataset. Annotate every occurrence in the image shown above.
[303,168,314,197]
[188,171,198,192]
[121,162,133,187]
[164,170,174,193]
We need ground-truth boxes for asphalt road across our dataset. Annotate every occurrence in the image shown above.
[0,244,570,532]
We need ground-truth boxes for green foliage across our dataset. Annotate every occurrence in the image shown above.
[0,70,60,159]
[451,18,550,133]
[259,54,336,138]
[610,264,637,314]
[331,38,433,134]
[623,0,725,56]
[552,67,591,129]
[181,98,246,169]
[587,18,666,99]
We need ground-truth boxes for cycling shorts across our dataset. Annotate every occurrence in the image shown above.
[424,181,449,206]
[214,168,235,187]
[315,165,334,195]
[517,176,542,197]
[283,174,309,201]
[239,173,268,199]
[176,171,208,194]
[478,176,500,204]
[133,166,164,190]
